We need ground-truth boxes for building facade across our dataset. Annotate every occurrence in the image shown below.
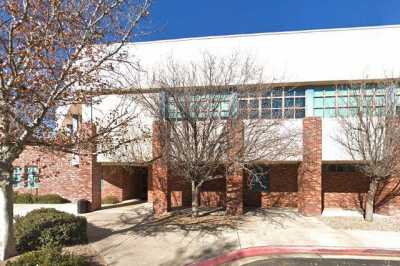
[12,25,400,215]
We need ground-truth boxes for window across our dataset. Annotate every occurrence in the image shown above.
[322,164,357,172]
[239,88,306,119]
[72,115,79,133]
[166,92,233,120]
[27,166,39,188]
[12,167,22,188]
[314,85,397,118]
[248,165,270,192]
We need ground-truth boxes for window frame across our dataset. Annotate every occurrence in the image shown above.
[238,88,306,120]
[26,166,39,189]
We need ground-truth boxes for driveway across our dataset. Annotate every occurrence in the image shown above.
[85,201,400,266]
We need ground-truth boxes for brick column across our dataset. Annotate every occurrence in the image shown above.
[79,123,101,211]
[152,121,170,216]
[226,119,244,215]
[298,117,322,216]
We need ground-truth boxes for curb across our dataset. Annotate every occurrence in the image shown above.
[188,246,400,266]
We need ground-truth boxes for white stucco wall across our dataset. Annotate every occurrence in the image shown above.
[322,118,353,161]
[127,25,400,85]
[82,25,400,163]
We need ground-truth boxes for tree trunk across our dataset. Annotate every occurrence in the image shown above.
[191,181,200,217]
[365,178,378,222]
[0,182,16,260]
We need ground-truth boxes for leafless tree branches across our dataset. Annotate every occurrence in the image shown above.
[134,52,301,216]
[336,80,400,221]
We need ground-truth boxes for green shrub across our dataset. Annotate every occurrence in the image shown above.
[35,194,70,204]
[13,193,34,204]
[13,193,70,204]
[15,208,87,253]
[6,247,89,266]
[101,195,120,204]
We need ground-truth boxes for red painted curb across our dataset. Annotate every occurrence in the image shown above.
[187,246,400,266]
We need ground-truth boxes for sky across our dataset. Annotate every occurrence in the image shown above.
[139,0,400,42]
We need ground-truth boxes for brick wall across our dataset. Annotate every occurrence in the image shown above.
[322,170,369,210]
[244,164,298,208]
[101,165,148,202]
[14,123,101,210]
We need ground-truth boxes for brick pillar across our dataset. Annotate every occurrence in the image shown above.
[298,117,322,216]
[147,165,153,203]
[152,121,170,216]
[79,122,101,211]
[226,119,244,215]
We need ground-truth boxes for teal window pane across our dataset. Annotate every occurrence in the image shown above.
[324,108,336,118]
[27,166,39,188]
[295,108,305,118]
[295,97,305,107]
[314,97,324,108]
[249,109,259,119]
[375,96,385,106]
[314,109,324,117]
[286,89,295,96]
[261,109,271,119]
[338,87,348,96]
[349,87,359,96]
[272,98,282,108]
[250,166,269,192]
[239,100,248,109]
[272,89,283,97]
[13,167,22,188]
[272,109,282,119]
[364,96,374,106]
[324,97,336,108]
[325,88,336,97]
[314,89,324,97]
[338,108,348,117]
[375,106,385,116]
[261,98,271,108]
[284,109,294,119]
[220,101,230,112]
[250,99,258,108]
[348,96,358,107]
[295,89,305,96]
[375,87,386,95]
[338,97,348,107]
[285,97,294,107]
[349,108,358,116]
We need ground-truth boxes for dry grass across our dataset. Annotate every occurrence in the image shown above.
[64,244,107,266]
[320,216,400,232]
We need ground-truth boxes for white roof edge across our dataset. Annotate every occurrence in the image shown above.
[133,24,400,45]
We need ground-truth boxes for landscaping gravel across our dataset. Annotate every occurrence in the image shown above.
[320,216,400,231]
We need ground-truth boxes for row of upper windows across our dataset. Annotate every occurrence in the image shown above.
[164,86,400,120]
[313,86,400,118]
[12,166,39,188]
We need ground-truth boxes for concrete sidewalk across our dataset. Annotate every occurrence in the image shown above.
[84,203,400,266]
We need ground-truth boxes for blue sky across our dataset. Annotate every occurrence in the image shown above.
[139,0,400,41]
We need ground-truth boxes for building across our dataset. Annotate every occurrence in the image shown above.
[13,25,400,215]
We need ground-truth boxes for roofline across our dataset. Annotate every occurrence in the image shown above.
[133,24,400,45]
[92,77,400,96]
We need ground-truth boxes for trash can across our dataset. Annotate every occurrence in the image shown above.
[77,199,90,214]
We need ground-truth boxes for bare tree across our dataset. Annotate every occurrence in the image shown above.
[0,0,151,260]
[135,53,301,217]
[336,81,400,222]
